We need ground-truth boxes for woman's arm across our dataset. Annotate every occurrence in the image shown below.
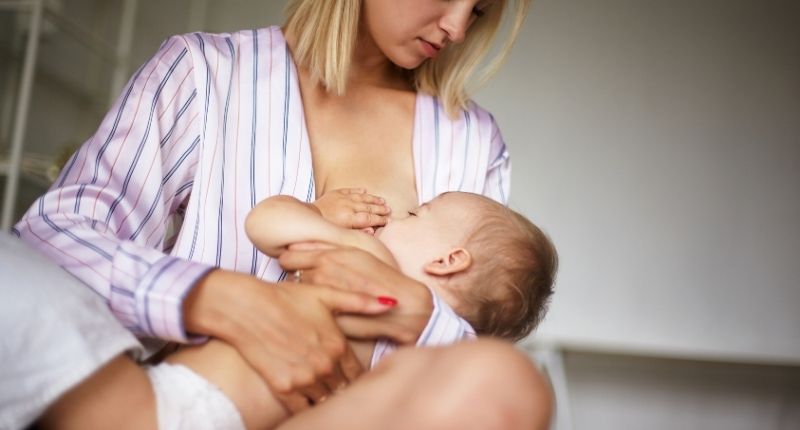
[13,35,209,343]
[11,35,394,414]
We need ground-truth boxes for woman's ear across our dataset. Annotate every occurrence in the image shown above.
[424,248,472,276]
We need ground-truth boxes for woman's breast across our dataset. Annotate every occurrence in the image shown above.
[312,142,419,217]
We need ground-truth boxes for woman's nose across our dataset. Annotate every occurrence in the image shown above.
[440,4,474,44]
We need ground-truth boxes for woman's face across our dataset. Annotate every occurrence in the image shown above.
[361,0,491,69]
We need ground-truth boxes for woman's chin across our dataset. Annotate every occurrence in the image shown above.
[388,52,427,71]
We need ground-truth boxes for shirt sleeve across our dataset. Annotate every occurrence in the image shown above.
[12,35,212,343]
[370,289,476,368]
[415,287,477,344]
[482,114,511,205]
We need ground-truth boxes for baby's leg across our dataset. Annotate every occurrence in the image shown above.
[163,337,375,429]
[164,339,287,429]
[36,341,287,430]
[40,338,373,430]
[37,341,299,430]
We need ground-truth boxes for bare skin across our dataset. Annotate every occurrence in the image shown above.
[295,39,420,215]
[163,336,376,429]
[40,339,552,430]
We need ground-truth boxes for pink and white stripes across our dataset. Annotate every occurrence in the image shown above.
[14,27,511,353]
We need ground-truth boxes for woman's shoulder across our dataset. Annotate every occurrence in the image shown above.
[164,26,286,59]
[418,93,503,140]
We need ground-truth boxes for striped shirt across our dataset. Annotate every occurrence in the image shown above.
[13,27,511,353]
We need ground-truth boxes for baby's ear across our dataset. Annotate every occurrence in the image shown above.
[424,248,472,276]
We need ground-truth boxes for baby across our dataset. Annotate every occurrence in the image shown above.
[247,189,557,343]
[150,190,557,430]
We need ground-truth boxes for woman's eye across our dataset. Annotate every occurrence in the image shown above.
[472,6,485,18]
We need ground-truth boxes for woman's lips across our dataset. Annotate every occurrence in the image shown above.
[419,39,441,58]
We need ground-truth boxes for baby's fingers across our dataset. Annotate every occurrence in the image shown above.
[351,212,389,228]
[349,192,386,206]
[354,203,391,216]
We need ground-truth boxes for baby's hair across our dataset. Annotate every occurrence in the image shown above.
[456,196,557,342]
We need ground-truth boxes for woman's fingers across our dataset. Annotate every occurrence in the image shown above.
[338,343,364,383]
[276,392,311,414]
[280,249,387,295]
[315,285,397,315]
[317,335,363,393]
[336,314,420,345]
[280,250,373,294]
[299,381,331,406]
[321,362,349,395]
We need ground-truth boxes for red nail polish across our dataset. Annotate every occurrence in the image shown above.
[378,296,398,307]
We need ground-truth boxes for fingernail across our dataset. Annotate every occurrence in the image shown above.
[378,296,398,307]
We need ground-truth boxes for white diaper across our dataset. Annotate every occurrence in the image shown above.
[146,363,246,430]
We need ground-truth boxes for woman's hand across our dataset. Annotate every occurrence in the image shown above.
[278,244,434,344]
[182,269,395,413]
[313,188,391,231]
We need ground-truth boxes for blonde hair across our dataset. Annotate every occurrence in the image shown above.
[283,0,531,117]
[456,195,558,342]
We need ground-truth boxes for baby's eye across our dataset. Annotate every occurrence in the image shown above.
[407,210,418,217]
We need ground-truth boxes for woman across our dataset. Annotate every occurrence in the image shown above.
[17,0,551,428]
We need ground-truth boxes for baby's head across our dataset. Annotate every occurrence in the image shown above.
[377,192,558,341]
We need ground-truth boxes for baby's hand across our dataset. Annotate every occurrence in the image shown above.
[313,188,391,229]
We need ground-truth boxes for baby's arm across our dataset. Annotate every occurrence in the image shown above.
[245,195,396,266]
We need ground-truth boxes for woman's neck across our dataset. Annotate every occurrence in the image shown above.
[350,27,406,90]
[282,25,411,92]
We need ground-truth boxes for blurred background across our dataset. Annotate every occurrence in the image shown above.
[0,0,798,429]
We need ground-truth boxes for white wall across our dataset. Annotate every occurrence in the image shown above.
[473,0,800,364]
[474,1,800,428]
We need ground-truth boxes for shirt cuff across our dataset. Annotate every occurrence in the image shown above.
[133,255,214,343]
[416,287,476,347]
